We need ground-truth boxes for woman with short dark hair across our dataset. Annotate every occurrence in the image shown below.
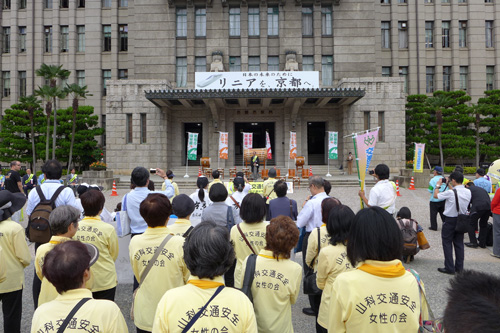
[238,216,302,332]
[74,190,119,302]
[328,207,428,332]
[189,176,212,226]
[31,241,128,332]
[230,193,269,288]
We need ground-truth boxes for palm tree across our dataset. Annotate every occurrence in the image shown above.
[35,64,71,159]
[426,95,453,170]
[19,95,41,172]
[34,86,61,161]
[64,84,92,170]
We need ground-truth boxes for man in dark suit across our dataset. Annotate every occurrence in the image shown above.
[251,151,260,180]
[465,182,491,248]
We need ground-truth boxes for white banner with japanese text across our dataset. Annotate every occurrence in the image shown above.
[328,132,338,160]
[243,133,253,150]
[289,132,297,159]
[187,132,198,161]
[219,132,228,160]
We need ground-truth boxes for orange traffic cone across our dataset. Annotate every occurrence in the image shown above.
[110,180,118,196]
[408,176,416,190]
[198,167,202,177]
[396,180,402,196]
[309,166,313,176]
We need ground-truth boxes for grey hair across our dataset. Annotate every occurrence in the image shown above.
[309,176,324,189]
[49,205,81,235]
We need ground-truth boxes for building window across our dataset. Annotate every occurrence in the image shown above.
[378,112,385,142]
[78,0,85,8]
[140,114,147,144]
[19,71,26,97]
[303,56,314,71]
[229,8,241,37]
[458,0,466,3]
[322,55,333,86]
[486,66,495,91]
[119,25,128,51]
[302,6,313,36]
[44,0,52,9]
[19,0,26,9]
[76,70,85,86]
[460,66,468,90]
[2,27,10,53]
[60,0,68,8]
[195,8,206,37]
[398,22,408,48]
[102,0,111,7]
[381,22,391,49]
[2,0,10,9]
[44,26,52,53]
[176,57,187,87]
[19,27,26,52]
[321,6,332,36]
[486,21,494,48]
[77,26,85,52]
[382,67,391,77]
[101,115,106,147]
[2,71,10,97]
[176,8,187,38]
[195,57,206,72]
[126,114,133,144]
[442,21,450,48]
[102,69,111,96]
[248,56,260,71]
[363,111,370,131]
[248,7,260,36]
[103,25,111,51]
[424,0,433,2]
[118,69,128,80]
[398,0,407,3]
[442,0,450,3]
[119,0,128,7]
[60,26,69,52]
[268,7,279,36]
[399,66,408,93]
[443,66,451,92]
[459,21,467,48]
[425,21,434,48]
[268,56,279,71]
[381,0,390,3]
[229,57,241,72]
[426,66,435,93]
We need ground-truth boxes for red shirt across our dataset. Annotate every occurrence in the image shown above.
[491,190,500,215]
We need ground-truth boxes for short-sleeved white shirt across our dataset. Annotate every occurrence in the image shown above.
[367,180,396,214]
[437,185,471,217]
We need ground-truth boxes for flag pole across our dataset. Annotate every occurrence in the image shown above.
[184,154,189,178]
[352,134,363,209]
[326,131,331,177]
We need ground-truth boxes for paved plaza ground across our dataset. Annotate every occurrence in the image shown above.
[2,183,500,332]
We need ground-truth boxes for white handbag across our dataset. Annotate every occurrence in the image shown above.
[116,194,131,237]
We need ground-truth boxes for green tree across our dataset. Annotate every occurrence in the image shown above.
[19,95,42,172]
[405,95,432,162]
[64,84,92,170]
[34,85,61,161]
[35,64,70,160]
[426,94,454,170]
[477,90,500,161]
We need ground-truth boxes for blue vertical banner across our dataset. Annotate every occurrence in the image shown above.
[413,143,425,173]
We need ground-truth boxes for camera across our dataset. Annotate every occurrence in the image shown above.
[368,170,375,175]
[441,177,447,184]
[149,168,157,174]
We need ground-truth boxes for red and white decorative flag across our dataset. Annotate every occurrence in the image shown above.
[243,132,253,150]
[219,132,228,159]
[289,131,297,159]
[266,131,272,160]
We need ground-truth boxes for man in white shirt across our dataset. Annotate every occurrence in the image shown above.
[296,176,329,317]
[358,163,396,214]
[434,171,472,275]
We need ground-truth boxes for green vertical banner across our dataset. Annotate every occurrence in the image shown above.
[187,132,199,161]
[328,131,338,159]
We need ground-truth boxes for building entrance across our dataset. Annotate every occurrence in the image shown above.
[307,122,326,165]
[234,122,275,166]
[183,123,203,166]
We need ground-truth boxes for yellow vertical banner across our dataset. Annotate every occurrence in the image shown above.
[413,143,425,173]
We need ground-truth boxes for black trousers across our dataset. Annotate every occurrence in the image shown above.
[131,233,143,291]
[442,216,464,273]
[302,231,322,313]
[468,210,490,247]
[0,288,23,333]
[33,242,42,309]
[92,287,116,302]
[137,328,151,333]
[429,200,446,230]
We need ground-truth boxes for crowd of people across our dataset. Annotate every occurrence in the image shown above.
[0,159,499,332]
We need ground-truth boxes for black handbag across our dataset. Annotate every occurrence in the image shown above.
[453,189,471,234]
[240,254,257,302]
[303,227,322,295]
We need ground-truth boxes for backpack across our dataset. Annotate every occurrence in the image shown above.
[397,218,419,256]
[27,186,66,244]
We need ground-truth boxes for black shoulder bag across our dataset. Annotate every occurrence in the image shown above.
[240,254,257,302]
[182,286,225,333]
[226,206,235,231]
[303,227,322,295]
[57,298,91,333]
[453,189,471,234]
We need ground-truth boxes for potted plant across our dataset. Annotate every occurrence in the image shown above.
[89,161,107,171]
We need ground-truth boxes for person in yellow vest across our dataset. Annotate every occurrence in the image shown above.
[208,169,223,191]
[169,194,195,237]
[316,204,355,332]
[152,220,258,332]
[66,168,79,196]
[130,193,189,333]
[238,215,302,333]
[263,168,278,205]
[231,193,269,288]
[328,207,429,332]
[74,189,119,301]
[37,173,45,185]
[251,151,260,180]
[35,205,89,307]
[161,170,180,198]
[31,241,128,333]
[22,168,37,197]
[0,191,31,333]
